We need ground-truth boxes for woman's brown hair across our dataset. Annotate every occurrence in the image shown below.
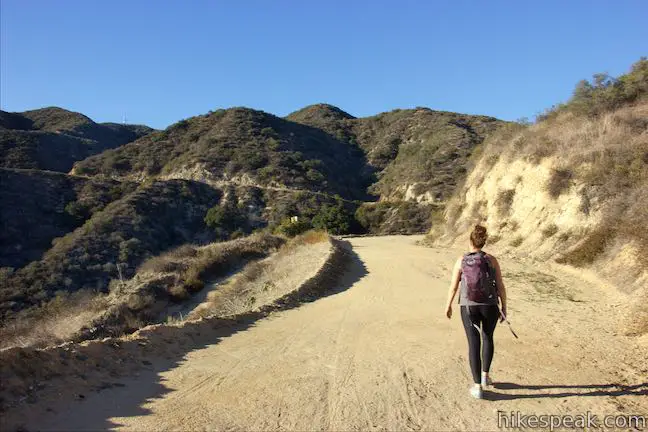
[470,224,488,249]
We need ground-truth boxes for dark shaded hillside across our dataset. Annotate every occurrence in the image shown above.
[0,110,33,130]
[285,104,357,143]
[0,107,153,172]
[0,168,137,269]
[73,107,373,201]
[287,105,505,202]
[1,180,222,322]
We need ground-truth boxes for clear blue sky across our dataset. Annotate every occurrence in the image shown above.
[1,0,646,129]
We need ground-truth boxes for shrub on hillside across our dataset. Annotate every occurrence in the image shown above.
[275,218,312,237]
[205,204,238,231]
[356,201,436,234]
[495,189,516,216]
[311,202,354,235]
[539,58,648,120]
[556,226,616,267]
[546,169,573,199]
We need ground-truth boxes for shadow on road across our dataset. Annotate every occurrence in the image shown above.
[6,242,369,431]
[484,381,648,400]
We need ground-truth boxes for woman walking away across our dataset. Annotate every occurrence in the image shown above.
[444,225,507,399]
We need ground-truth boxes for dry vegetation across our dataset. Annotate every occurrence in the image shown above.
[0,291,109,350]
[520,103,647,268]
[74,232,285,341]
[495,189,516,216]
[436,59,648,334]
[190,231,330,319]
[445,65,647,260]
[355,201,441,234]
[0,179,222,323]
[0,233,285,348]
[0,233,349,419]
[287,104,505,202]
[623,286,648,336]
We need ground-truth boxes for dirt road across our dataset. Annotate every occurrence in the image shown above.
[18,236,648,431]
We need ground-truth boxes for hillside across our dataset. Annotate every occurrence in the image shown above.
[0,168,137,269]
[434,58,648,335]
[1,179,222,322]
[0,103,506,348]
[284,105,504,234]
[73,105,504,205]
[72,107,372,200]
[0,107,153,172]
[287,104,504,202]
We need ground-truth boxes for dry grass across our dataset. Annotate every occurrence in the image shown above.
[495,189,516,216]
[191,231,330,319]
[0,233,285,348]
[138,232,285,302]
[542,224,559,238]
[509,236,524,247]
[88,232,285,335]
[282,230,329,248]
[621,286,648,336]
[443,101,647,331]
[556,226,617,267]
[138,244,198,274]
[0,291,108,349]
[448,102,648,273]
[504,269,577,302]
[546,168,573,198]
[488,235,501,244]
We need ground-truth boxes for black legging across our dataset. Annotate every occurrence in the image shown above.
[460,305,499,384]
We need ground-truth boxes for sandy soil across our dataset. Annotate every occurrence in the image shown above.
[9,236,648,431]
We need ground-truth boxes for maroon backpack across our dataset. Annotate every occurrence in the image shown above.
[461,252,498,303]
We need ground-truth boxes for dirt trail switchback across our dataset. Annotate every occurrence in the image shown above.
[16,236,648,431]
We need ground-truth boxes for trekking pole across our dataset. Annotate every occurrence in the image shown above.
[499,310,519,339]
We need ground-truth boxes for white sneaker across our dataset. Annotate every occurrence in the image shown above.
[481,375,493,387]
[470,384,483,399]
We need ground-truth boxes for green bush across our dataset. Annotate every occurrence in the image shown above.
[355,201,435,234]
[204,203,244,233]
[355,202,391,231]
[0,180,221,322]
[275,218,312,237]
[311,202,353,235]
[539,58,648,120]
[64,201,91,221]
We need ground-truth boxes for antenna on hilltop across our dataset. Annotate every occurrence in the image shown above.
[122,112,128,125]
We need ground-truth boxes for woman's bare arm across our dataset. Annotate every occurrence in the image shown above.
[490,256,507,319]
[444,257,463,318]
